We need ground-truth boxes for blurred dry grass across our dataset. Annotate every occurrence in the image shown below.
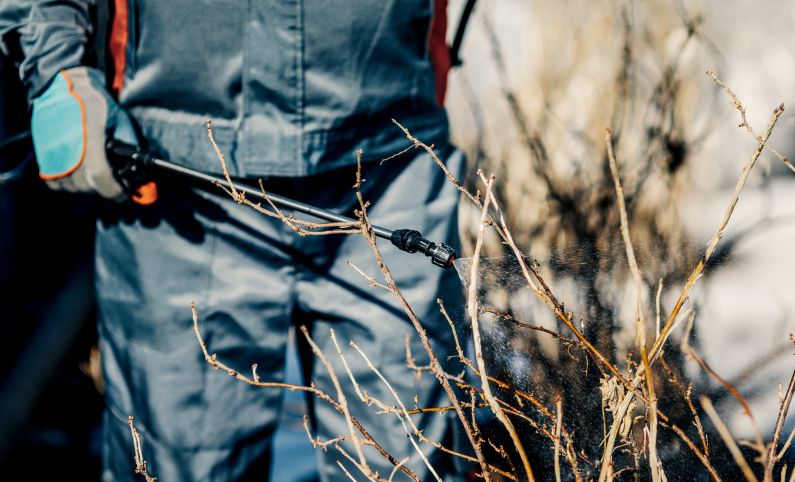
[443,0,795,479]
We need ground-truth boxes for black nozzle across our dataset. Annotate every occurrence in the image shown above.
[106,139,156,196]
[390,229,456,268]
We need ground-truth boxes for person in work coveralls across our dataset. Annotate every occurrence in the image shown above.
[0,1,468,481]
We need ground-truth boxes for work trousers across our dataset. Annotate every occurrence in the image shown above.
[95,143,467,481]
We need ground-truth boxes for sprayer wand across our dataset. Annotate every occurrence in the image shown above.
[107,140,456,268]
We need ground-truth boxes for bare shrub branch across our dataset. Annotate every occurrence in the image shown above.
[128,417,157,482]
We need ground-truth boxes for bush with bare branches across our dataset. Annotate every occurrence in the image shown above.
[128,2,794,481]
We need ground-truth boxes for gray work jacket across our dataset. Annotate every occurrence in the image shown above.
[1,0,451,177]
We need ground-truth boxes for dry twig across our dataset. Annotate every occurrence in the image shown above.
[350,149,493,480]
[701,397,759,482]
[190,302,419,482]
[128,416,157,482]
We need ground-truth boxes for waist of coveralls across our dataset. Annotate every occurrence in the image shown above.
[130,105,450,178]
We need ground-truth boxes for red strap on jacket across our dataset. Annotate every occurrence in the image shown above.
[429,0,451,106]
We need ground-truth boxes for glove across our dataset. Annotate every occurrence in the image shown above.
[31,66,156,203]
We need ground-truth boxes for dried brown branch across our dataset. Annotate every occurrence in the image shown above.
[404,334,433,378]
[604,128,645,319]
[128,416,157,482]
[437,299,471,367]
[554,398,563,482]
[655,280,664,338]
[350,150,493,480]
[411,415,519,481]
[653,84,784,366]
[467,174,535,482]
[701,396,760,482]
[207,120,361,237]
[489,439,520,481]
[349,340,443,482]
[347,261,391,290]
[337,459,360,482]
[706,71,795,175]
[681,313,763,449]
[731,343,795,389]
[765,367,795,482]
[206,120,239,201]
[198,51,789,481]
[482,308,581,352]
[659,355,709,456]
[595,79,784,482]
[334,445,379,482]
[605,127,665,482]
[302,416,374,451]
[300,326,372,477]
[190,302,419,482]
[393,120,482,208]
[472,169,630,391]
[455,368,582,477]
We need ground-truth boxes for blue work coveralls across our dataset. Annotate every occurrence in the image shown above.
[1,1,466,480]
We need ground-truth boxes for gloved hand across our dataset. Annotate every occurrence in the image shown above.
[31,66,156,203]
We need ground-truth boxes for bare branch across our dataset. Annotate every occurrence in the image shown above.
[701,397,760,482]
[351,150,493,480]
[467,174,535,482]
[765,367,795,481]
[301,326,372,477]
[128,416,157,482]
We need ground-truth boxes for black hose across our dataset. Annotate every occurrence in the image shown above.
[450,0,478,67]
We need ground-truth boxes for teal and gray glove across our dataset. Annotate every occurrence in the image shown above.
[31,66,141,201]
